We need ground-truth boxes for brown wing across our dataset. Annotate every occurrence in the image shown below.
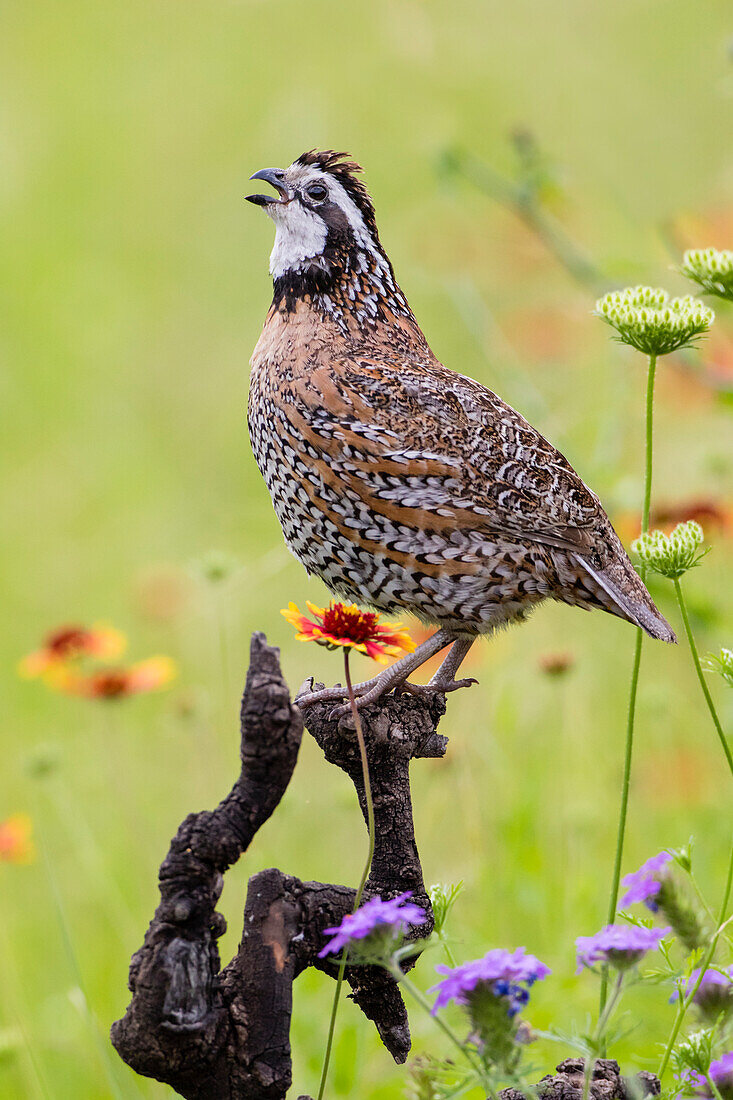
[282,349,603,555]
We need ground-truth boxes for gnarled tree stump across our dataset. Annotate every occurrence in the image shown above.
[111,633,446,1098]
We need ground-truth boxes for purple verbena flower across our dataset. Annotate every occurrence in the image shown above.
[671,965,733,1013]
[710,1053,733,1094]
[318,892,426,958]
[619,851,672,911]
[430,947,551,1016]
[687,1052,733,1099]
[575,923,670,973]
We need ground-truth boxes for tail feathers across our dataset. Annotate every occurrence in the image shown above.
[575,553,677,644]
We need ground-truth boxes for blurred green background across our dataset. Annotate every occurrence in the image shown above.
[2,1,733,1096]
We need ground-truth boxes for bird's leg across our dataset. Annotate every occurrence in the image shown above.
[295,629,455,709]
[430,636,476,686]
[397,637,477,698]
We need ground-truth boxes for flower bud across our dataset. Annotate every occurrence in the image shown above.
[680,248,733,302]
[594,287,714,356]
[428,882,463,936]
[655,876,709,954]
[632,521,708,580]
[705,647,733,688]
[672,967,733,1023]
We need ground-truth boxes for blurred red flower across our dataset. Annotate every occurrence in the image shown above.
[47,656,177,700]
[0,814,35,864]
[615,498,731,547]
[18,623,126,679]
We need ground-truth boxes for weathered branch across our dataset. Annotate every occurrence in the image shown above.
[111,634,446,1098]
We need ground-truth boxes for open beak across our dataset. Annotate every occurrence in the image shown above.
[245,168,291,207]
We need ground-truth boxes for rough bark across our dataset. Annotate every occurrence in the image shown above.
[111,634,445,1098]
[500,1059,660,1100]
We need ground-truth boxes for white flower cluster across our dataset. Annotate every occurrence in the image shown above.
[594,286,714,356]
[681,248,733,302]
[632,521,708,580]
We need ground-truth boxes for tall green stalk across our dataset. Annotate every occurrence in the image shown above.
[317,651,376,1100]
[673,578,733,778]
[600,353,657,1016]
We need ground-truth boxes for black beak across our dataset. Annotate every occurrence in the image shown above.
[245,167,291,206]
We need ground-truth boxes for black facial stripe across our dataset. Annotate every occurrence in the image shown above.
[297,195,350,230]
[320,201,352,236]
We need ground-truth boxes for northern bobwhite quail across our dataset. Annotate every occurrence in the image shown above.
[246,150,675,710]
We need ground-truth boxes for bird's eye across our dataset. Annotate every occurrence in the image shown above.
[305,183,328,202]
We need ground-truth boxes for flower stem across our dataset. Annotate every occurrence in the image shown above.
[600,352,657,1016]
[316,651,376,1100]
[673,577,733,778]
[439,932,459,969]
[705,1074,726,1100]
[658,831,733,1081]
[641,354,657,533]
[344,651,377,910]
[583,972,625,1100]
[388,964,488,1082]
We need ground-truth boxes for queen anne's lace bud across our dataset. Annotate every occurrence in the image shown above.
[705,647,733,688]
[632,521,708,580]
[428,882,463,936]
[680,248,733,302]
[594,287,714,356]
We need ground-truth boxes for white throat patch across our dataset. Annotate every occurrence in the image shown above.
[267,202,328,279]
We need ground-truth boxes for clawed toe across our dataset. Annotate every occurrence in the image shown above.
[442,676,478,693]
[296,679,374,709]
[296,684,348,708]
[398,677,478,697]
[328,702,352,721]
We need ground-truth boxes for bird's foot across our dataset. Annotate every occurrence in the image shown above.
[298,672,401,718]
[298,670,424,719]
[294,629,465,718]
[324,675,478,720]
[396,677,478,698]
[296,672,479,721]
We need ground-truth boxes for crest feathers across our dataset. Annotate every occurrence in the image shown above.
[296,149,378,238]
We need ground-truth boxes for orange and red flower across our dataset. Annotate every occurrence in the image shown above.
[281,601,414,664]
[19,622,176,701]
[18,623,126,679]
[614,498,732,547]
[46,656,177,699]
[0,814,35,864]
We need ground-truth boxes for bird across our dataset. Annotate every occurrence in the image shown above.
[245,150,675,712]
